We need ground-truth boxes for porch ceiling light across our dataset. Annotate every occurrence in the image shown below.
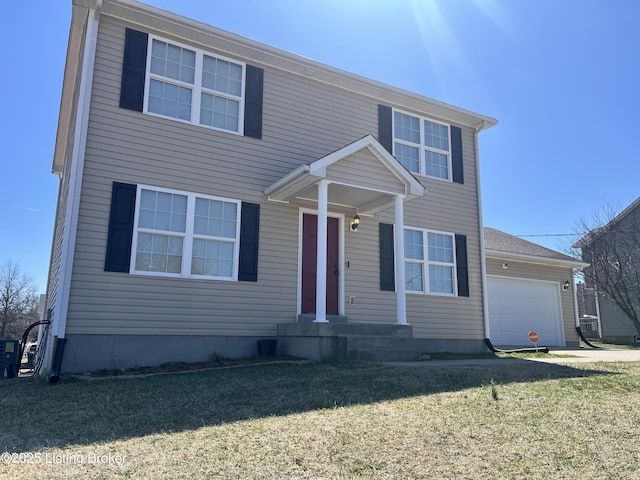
[351,214,360,232]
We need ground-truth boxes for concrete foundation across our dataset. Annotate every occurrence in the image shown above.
[60,326,492,373]
[60,334,278,373]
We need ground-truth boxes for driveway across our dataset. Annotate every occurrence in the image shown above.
[388,348,640,367]
[532,348,640,364]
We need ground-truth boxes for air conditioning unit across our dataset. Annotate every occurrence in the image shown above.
[0,339,20,379]
[634,336,640,344]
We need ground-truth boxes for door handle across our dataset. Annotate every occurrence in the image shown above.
[334,265,339,275]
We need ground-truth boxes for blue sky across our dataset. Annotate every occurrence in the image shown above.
[2,0,638,292]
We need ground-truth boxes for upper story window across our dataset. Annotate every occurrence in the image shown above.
[393,110,451,181]
[131,185,241,281]
[404,228,457,295]
[145,36,245,134]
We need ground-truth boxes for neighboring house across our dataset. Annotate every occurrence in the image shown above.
[575,282,601,337]
[42,0,499,374]
[576,197,640,344]
[484,228,587,347]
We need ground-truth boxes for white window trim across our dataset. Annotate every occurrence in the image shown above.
[393,109,452,181]
[404,227,458,296]
[130,185,241,281]
[143,34,246,135]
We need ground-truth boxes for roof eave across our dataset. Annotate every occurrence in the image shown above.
[264,164,313,201]
[575,197,640,247]
[52,2,95,174]
[486,249,589,269]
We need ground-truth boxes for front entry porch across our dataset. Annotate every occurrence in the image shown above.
[264,135,426,326]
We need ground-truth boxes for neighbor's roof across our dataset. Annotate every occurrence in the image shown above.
[612,196,640,222]
[484,227,588,267]
[574,196,640,248]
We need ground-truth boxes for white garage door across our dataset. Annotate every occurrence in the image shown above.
[488,276,565,347]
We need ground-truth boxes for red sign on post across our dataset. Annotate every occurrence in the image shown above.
[528,331,540,344]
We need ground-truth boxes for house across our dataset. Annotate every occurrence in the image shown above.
[41,0,500,374]
[576,197,640,344]
[484,228,587,348]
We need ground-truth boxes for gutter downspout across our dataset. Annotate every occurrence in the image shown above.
[475,120,549,355]
[474,120,491,342]
[47,0,103,380]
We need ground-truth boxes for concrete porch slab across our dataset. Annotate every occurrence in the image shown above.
[278,322,413,338]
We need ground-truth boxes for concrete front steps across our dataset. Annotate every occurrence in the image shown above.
[277,321,421,362]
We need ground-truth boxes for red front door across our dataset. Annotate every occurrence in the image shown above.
[301,213,339,315]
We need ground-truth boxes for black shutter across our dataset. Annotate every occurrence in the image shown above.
[244,65,264,139]
[455,234,469,297]
[120,29,148,111]
[451,125,464,184]
[378,104,393,154]
[379,223,395,291]
[105,182,137,272]
[238,202,260,281]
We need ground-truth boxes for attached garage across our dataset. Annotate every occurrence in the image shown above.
[487,276,564,346]
[484,228,589,349]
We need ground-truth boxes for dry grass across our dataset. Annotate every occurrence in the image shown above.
[2,360,640,479]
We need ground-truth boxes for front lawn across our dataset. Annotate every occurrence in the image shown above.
[2,360,639,479]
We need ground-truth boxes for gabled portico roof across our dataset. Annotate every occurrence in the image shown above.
[264,135,426,215]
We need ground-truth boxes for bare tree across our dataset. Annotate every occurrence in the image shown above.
[571,201,640,336]
[0,261,39,339]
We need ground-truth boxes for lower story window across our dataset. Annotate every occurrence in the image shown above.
[135,232,184,274]
[404,228,457,295]
[131,186,240,280]
[191,239,234,277]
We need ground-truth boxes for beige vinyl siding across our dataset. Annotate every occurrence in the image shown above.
[343,216,396,324]
[486,258,579,345]
[45,177,69,320]
[64,16,486,340]
[325,149,406,195]
[68,200,300,336]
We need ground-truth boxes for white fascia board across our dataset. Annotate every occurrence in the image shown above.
[264,165,315,201]
[52,3,92,174]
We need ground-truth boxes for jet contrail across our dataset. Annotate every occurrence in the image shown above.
[13,205,40,212]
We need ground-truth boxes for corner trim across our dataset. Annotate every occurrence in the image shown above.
[51,4,102,349]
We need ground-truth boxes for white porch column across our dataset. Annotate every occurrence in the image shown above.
[314,180,330,323]
[394,195,407,325]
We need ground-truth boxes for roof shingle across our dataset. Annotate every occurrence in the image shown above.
[484,227,579,263]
